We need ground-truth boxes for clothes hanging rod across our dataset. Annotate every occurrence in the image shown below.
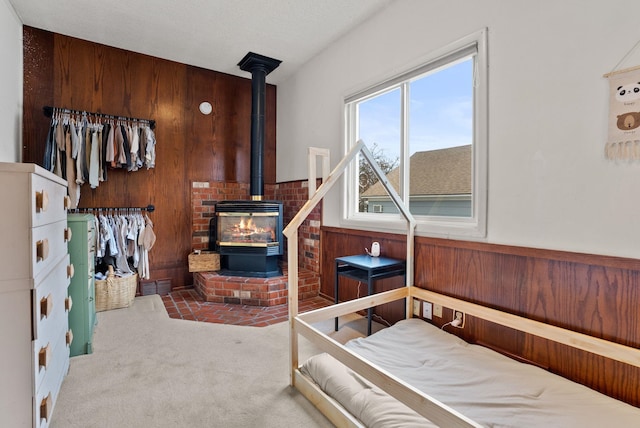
[69,204,155,213]
[43,106,155,129]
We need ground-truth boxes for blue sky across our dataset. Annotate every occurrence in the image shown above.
[358,58,473,162]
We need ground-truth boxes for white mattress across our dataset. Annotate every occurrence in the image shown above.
[300,318,640,428]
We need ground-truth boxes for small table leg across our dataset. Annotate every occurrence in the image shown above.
[334,260,339,331]
[367,271,373,336]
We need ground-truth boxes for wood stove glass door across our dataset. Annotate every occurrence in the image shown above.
[217,212,278,247]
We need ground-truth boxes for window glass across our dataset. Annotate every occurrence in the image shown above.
[357,88,401,213]
[407,58,473,217]
[344,29,487,238]
[355,58,474,217]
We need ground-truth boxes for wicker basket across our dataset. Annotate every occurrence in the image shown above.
[95,266,138,312]
[188,251,220,272]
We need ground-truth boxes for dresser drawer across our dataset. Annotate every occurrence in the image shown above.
[33,255,71,399]
[31,173,69,228]
[33,318,69,396]
[33,255,71,344]
[32,220,69,280]
[34,336,69,428]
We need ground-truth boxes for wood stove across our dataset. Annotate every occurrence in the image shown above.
[209,201,283,277]
[207,52,284,278]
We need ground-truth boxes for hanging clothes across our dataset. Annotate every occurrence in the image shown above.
[65,120,80,208]
[93,209,153,280]
[88,125,101,189]
[145,128,156,169]
[43,108,157,206]
[138,214,156,280]
[43,120,55,172]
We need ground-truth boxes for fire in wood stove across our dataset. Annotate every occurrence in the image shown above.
[219,214,277,245]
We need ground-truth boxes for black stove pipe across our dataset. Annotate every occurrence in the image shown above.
[238,52,282,200]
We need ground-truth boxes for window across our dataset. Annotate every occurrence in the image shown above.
[344,29,487,238]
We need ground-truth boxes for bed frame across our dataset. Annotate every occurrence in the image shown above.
[285,142,640,427]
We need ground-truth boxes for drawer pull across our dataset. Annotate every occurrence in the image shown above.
[36,239,50,261]
[66,329,73,346]
[64,227,73,242]
[40,393,52,421]
[40,294,53,319]
[38,343,51,369]
[67,263,75,279]
[35,190,49,212]
[65,296,73,311]
[64,195,72,210]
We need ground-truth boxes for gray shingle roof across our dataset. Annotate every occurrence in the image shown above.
[362,145,471,197]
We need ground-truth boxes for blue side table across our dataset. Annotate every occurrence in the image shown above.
[334,255,406,335]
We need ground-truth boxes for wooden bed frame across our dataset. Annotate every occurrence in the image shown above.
[285,142,640,427]
[290,287,640,427]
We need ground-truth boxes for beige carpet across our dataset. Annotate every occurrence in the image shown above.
[51,295,375,428]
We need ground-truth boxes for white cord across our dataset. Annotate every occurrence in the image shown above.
[372,313,391,327]
[441,317,462,329]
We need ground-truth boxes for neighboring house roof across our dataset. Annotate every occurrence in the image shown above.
[362,145,471,197]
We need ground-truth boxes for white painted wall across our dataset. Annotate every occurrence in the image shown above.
[277,0,640,259]
[0,0,22,162]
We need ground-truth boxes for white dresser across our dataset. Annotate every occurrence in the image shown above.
[0,162,73,428]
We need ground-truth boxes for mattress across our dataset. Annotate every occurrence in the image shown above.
[300,318,640,428]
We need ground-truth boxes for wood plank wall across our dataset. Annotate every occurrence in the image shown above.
[321,226,640,407]
[22,27,277,287]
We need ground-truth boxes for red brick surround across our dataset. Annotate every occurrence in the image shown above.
[190,179,322,306]
[190,179,322,274]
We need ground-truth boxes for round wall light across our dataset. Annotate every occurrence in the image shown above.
[199,101,212,115]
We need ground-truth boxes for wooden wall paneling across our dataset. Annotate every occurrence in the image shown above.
[226,76,252,184]
[183,66,276,186]
[416,240,527,353]
[149,57,190,287]
[186,71,253,184]
[185,66,220,181]
[523,334,640,406]
[22,27,54,164]
[22,28,277,289]
[55,34,94,112]
[183,66,274,186]
[264,84,277,185]
[520,259,640,345]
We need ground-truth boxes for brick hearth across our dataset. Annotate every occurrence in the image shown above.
[194,265,319,306]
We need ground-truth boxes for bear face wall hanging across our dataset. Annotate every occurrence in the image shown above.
[606,67,640,160]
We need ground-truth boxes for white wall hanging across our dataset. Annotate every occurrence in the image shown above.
[604,39,640,161]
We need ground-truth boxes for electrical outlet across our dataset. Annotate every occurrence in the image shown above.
[412,299,421,317]
[453,310,465,328]
[433,304,443,318]
[423,301,433,320]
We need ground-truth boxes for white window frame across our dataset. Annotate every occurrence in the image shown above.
[342,28,488,239]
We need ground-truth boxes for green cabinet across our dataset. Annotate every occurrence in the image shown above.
[67,213,97,357]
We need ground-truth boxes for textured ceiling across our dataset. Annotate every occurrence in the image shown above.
[9,0,393,84]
